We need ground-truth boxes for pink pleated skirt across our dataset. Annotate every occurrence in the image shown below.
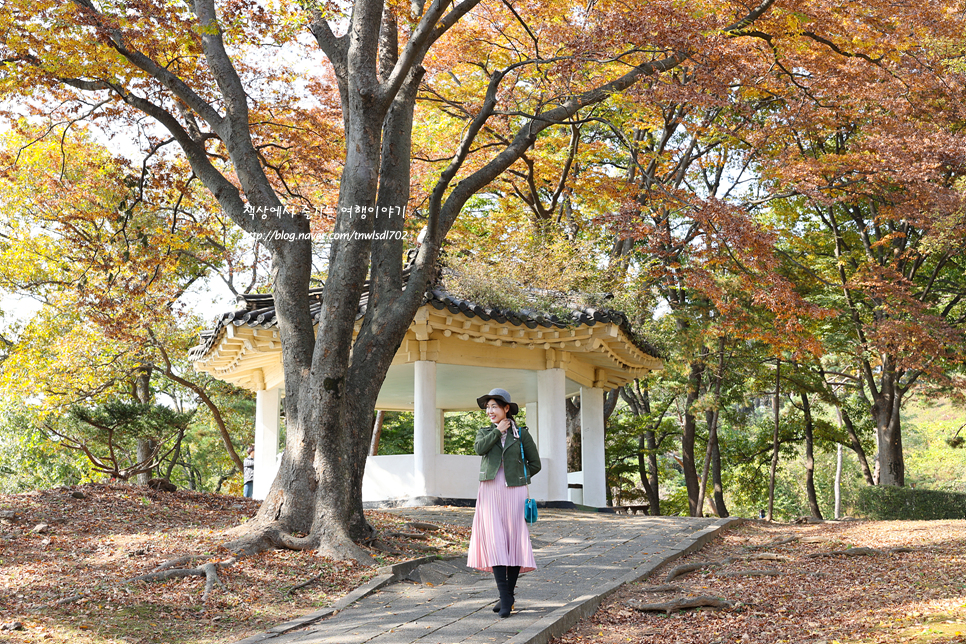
[466,465,536,573]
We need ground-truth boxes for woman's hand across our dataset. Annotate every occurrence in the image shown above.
[497,419,512,435]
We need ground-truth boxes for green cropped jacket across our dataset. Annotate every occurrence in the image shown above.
[475,423,541,487]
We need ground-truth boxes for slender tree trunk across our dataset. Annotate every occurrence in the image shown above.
[697,337,726,517]
[566,397,581,472]
[697,409,715,518]
[624,382,662,515]
[801,392,823,520]
[839,406,876,485]
[154,360,244,472]
[370,411,385,456]
[682,356,706,516]
[637,432,656,510]
[710,424,727,517]
[834,444,843,519]
[182,445,196,490]
[163,425,187,480]
[767,359,781,521]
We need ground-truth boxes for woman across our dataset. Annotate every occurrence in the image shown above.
[467,387,541,618]
[243,445,255,498]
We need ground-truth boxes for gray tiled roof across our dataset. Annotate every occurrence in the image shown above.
[189,259,661,361]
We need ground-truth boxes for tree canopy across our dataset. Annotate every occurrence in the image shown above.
[1,0,965,558]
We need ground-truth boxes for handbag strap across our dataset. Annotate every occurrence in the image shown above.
[519,434,531,497]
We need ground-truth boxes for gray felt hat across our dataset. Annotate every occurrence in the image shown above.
[476,388,519,416]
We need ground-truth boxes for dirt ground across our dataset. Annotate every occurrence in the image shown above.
[5,485,965,644]
[550,519,966,644]
[0,483,469,644]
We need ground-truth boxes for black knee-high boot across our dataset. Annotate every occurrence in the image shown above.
[507,565,521,606]
[492,566,513,618]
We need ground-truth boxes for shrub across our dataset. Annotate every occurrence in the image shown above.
[853,485,966,520]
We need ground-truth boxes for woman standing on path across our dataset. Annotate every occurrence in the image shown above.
[467,388,541,618]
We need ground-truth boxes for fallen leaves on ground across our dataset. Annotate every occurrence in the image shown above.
[551,519,966,644]
[0,483,470,644]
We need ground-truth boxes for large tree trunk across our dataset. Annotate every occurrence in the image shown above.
[801,392,823,520]
[873,396,905,486]
[136,439,156,486]
[871,356,905,486]
[133,365,155,486]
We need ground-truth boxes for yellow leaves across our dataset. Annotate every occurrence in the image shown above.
[0,126,243,408]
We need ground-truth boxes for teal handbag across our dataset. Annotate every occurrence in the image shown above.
[521,441,538,524]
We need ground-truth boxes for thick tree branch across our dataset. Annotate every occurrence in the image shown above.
[381,0,474,108]
[148,329,244,472]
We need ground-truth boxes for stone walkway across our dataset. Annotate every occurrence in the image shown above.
[235,508,738,644]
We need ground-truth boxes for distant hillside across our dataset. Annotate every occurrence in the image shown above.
[902,398,966,492]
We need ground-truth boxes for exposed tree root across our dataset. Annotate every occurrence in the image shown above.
[640,584,687,593]
[716,569,781,577]
[630,596,735,613]
[799,536,828,544]
[666,558,736,582]
[201,562,226,602]
[277,532,319,551]
[128,517,388,603]
[224,517,378,565]
[52,595,83,607]
[317,533,376,565]
[744,536,799,550]
[746,553,792,562]
[806,546,877,558]
[406,521,441,532]
[368,539,403,555]
[388,531,432,541]
[154,555,211,571]
[126,556,239,602]
[286,574,324,596]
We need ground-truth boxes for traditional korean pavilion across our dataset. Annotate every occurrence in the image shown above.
[188,259,663,508]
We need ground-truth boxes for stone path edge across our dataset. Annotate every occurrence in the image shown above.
[232,555,439,644]
[504,517,744,644]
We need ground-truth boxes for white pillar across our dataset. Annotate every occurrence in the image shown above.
[413,361,437,498]
[253,387,280,500]
[526,401,539,449]
[580,386,606,507]
[538,368,568,502]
